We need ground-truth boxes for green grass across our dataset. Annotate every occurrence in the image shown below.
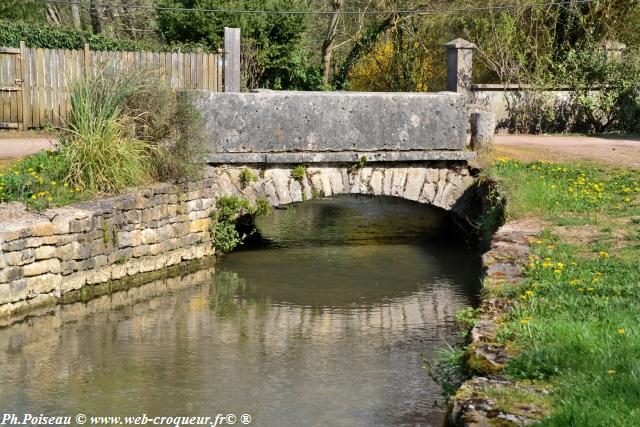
[0,150,87,211]
[486,157,640,425]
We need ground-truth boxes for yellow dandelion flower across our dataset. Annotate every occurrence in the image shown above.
[617,328,625,335]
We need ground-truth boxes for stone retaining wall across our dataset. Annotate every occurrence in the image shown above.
[0,162,477,321]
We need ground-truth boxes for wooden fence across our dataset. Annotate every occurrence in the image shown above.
[0,42,225,129]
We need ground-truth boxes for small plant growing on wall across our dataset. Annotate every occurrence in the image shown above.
[255,197,273,216]
[290,165,307,183]
[239,168,258,189]
[347,156,367,175]
[210,196,272,253]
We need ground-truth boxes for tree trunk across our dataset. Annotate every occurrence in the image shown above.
[71,3,82,29]
[321,0,344,85]
[90,0,104,34]
[46,5,61,26]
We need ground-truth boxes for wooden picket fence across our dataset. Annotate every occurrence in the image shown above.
[0,42,224,129]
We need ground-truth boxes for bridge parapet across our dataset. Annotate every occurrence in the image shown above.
[189,91,475,164]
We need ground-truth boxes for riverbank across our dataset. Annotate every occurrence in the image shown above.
[450,157,640,425]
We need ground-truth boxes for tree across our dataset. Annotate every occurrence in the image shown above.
[321,0,343,84]
[157,0,317,89]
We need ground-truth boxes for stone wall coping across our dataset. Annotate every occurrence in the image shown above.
[206,150,476,164]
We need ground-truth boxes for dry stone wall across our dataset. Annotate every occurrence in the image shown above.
[0,162,476,321]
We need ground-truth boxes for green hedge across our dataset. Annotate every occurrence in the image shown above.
[0,20,212,53]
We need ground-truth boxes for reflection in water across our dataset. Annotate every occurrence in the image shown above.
[0,196,481,427]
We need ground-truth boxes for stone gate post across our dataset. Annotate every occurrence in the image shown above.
[444,38,476,97]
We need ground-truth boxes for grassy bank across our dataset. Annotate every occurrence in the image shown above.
[483,158,640,425]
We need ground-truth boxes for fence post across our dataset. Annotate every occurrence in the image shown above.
[19,41,30,130]
[224,27,241,92]
[84,43,91,78]
[443,38,476,96]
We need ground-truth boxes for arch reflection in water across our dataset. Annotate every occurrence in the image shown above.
[0,196,481,427]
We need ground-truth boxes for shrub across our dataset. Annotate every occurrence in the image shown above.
[0,19,210,53]
[561,48,640,134]
[0,19,146,51]
[209,196,273,253]
[210,196,253,253]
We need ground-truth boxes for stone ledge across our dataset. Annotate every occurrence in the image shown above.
[206,150,476,164]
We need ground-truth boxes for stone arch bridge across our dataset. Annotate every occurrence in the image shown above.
[191,90,481,217]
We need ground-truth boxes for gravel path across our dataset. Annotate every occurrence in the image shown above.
[493,135,640,169]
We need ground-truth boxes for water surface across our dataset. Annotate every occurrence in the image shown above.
[0,196,481,426]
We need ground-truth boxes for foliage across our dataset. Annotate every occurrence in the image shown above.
[0,150,85,211]
[58,70,151,193]
[57,66,206,194]
[0,1,46,24]
[488,157,640,424]
[334,17,393,90]
[290,165,307,183]
[0,19,148,51]
[210,195,272,253]
[157,0,316,89]
[349,34,434,92]
[134,90,207,183]
[423,348,468,401]
[347,156,367,175]
[455,307,481,337]
[560,48,640,134]
[254,197,272,216]
[239,168,258,188]
[210,196,253,253]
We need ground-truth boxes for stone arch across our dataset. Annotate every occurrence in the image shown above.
[207,162,476,213]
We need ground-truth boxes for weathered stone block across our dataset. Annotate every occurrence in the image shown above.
[119,230,142,248]
[404,168,427,201]
[3,249,35,266]
[0,266,23,283]
[192,91,467,157]
[56,242,91,261]
[25,273,61,296]
[23,259,60,277]
[34,246,55,260]
[32,222,56,237]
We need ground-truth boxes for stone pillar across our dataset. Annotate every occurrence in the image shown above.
[224,27,241,92]
[470,111,496,153]
[444,38,476,96]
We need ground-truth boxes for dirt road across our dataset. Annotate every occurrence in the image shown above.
[493,135,640,169]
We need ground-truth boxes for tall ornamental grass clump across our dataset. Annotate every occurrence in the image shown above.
[1,66,205,211]
[58,70,151,193]
[57,66,206,194]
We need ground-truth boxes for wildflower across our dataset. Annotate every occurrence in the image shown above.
[525,290,534,297]
[608,369,616,375]
[520,319,530,324]
[617,328,625,335]
[599,251,609,258]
